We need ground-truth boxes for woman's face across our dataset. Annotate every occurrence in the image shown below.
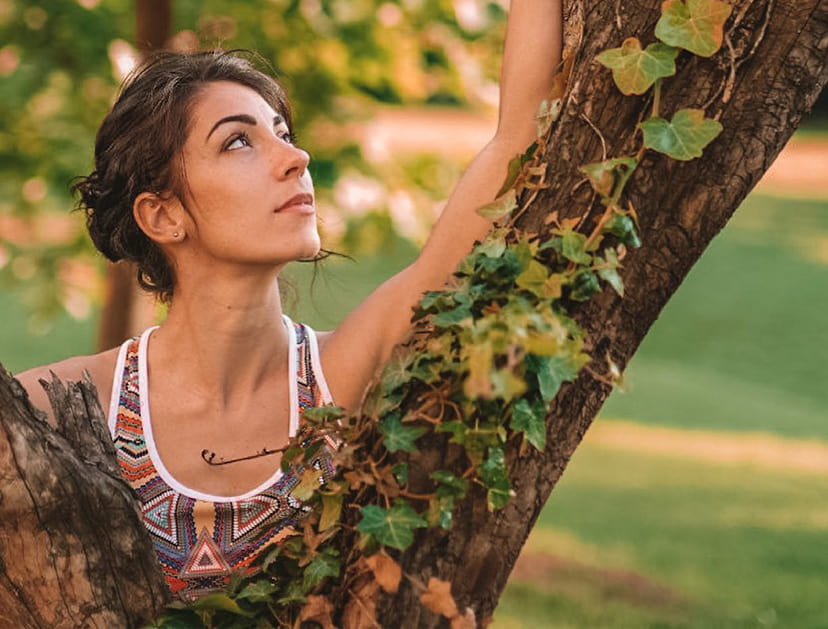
[173,80,319,269]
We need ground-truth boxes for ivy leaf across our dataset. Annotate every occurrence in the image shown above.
[579,157,639,197]
[357,502,428,550]
[292,467,323,501]
[536,98,563,137]
[303,551,340,591]
[655,0,733,57]
[236,580,278,604]
[596,38,678,95]
[496,153,525,197]
[599,266,625,297]
[560,231,592,265]
[639,108,723,160]
[479,447,512,510]
[379,414,427,453]
[569,269,602,301]
[477,189,517,220]
[510,398,546,451]
[604,214,642,248]
[431,470,469,499]
[392,462,409,486]
[527,354,585,403]
[190,593,252,617]
[319,490,344,531]
[432,305,472,328]
[516,259,550,296]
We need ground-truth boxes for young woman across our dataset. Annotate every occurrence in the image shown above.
[17,0,562,600]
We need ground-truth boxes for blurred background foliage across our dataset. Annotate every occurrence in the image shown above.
[0,0,506,332]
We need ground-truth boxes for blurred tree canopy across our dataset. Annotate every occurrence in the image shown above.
[0,0,507,331]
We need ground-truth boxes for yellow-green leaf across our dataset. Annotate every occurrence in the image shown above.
[516,259,550,296]
[655,0,733,57]
[596,38,678,95]
[477,190,517,220]
[579,157,639,197]
[639,108,723,160]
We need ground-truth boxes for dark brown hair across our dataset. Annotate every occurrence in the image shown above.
[73,50,292,302]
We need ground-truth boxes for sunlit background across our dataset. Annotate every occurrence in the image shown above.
[1,1,827,626]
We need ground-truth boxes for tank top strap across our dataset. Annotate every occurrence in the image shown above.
[282,314,334,409]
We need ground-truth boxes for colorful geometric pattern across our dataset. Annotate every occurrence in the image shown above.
[112,320,336,601]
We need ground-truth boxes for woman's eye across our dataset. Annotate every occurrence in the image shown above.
[279,130,297,145]
[224,133,251,151]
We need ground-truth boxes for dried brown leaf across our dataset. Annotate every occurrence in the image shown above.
[365,553,402,594]
[451,607,477,629]
[420,577,460,619]
[295,594,336,629]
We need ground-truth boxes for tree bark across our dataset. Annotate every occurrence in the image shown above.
[0,366,168,628]
[0,0,826,627]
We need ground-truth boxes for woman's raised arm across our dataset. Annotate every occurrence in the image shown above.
[320,1,563,409]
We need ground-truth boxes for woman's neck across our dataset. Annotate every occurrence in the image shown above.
[150,273,290,408]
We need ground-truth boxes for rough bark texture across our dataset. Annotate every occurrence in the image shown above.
[0,366,168,628]
[372,0,828,626]
[0,0,825,627]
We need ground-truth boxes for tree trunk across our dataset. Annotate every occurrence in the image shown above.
[0,367,168,628]
[371,0,828,626]
[96,0,172,352]
[0,0,826,627]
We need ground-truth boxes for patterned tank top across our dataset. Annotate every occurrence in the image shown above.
[107,315,336,601]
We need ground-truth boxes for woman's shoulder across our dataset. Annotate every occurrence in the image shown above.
[14,345,123,426]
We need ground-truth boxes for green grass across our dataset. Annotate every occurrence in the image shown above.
[602,194,828,439]
[493,438,828,628]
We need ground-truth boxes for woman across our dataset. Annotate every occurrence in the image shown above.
[17,0,562,600]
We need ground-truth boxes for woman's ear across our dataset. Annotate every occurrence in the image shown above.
[133,192,186,244]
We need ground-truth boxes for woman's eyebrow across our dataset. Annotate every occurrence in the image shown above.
[206,114,285,142]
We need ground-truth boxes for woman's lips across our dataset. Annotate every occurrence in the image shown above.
[276,193,314,214]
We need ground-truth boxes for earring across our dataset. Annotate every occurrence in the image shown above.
[173,231,180,239]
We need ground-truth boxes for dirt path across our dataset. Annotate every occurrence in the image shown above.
[586,418,828,475]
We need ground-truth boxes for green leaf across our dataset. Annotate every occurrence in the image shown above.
[479,447,512,510]
[560,231,592,265]
[428,493,456,529]
[536,98,563,137]
[319,490,344,531]
[432,304,473,328]
[357,502,428,550]
[392,462,409,485]
[379,414,427,453]
[496,153,525,197]
[510,398,546,451]
[190,593,252,617]
[477,189,517,220]
[579,157,639,197]
[490,367,528,402]
[655,0,733,57]
[430,470,469,498]
[569,269,602,301]
[639,108,723,160]
[596,38,678,95]
[604,214,642,248]
[526,354,585,403]
[236,580,278,604]
[516,259,551,296]
[301,405,345,424]
[599,266,625,296]
[303,551,340,590]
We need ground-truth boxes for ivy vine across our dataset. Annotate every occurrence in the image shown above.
[147,0,732,626]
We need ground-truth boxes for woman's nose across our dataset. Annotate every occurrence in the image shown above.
[272,141,310,180]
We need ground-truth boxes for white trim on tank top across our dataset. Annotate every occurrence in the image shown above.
[305,325,333,406]
[107,314,307,503]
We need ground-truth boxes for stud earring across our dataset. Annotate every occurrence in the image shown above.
[173,231,180,239]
